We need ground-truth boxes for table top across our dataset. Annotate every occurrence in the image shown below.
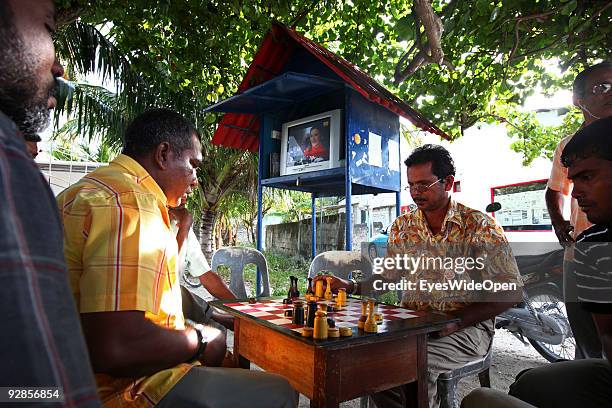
[211,296,458,348]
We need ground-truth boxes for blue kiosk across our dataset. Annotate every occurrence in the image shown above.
[204,23,449,291]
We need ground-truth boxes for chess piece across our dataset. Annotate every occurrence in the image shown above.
[324,276,333,300]
[328,327,340,338]
[306,301,317,327]
[293,301,305,325]
[313,311,328,340]
[315,277,324,298]
[358,300,368,330]
[287,276,300,299]
[306,277,314,296]
[339,327,353,337]
[364,298,378,333]
[337,288,347,306]
[302,327,313,338]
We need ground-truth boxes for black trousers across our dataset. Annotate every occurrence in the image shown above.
[509,359,612,408]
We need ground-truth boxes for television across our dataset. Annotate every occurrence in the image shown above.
[280,109,342,176]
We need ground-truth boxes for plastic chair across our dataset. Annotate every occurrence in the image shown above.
[437,339,493,408]
[308,250,373,281]
[211,247,271,298]
[308,250,372,408]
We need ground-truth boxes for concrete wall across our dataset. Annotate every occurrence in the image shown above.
[265,213,370,260]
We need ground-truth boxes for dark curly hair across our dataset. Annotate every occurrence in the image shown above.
[561,116,612,168]
[122,109,200,157]
[573,62,612,98]
[404,144,455,179]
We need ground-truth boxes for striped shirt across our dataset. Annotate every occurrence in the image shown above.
[574,224,612,313]
[0,111,100,406]
[57,154,193,407]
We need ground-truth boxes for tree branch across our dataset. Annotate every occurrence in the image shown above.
[394,0,448,84]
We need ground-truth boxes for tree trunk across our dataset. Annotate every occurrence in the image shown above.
[200,209,217,263]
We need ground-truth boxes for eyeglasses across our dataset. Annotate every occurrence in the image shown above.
[593,82,611,95]
[405,179,443,193]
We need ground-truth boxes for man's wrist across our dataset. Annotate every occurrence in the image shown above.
[348,278,359,295]
[185,320,207,362]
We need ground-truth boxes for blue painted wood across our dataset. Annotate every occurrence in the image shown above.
[202,72,343,114]
[311,193,317,259]
[256,117,266,295]
[346,88,401,193]
[396,191,401,218]
[345,90,353,250]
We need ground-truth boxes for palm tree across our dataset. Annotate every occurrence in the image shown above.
[53,18,257,260]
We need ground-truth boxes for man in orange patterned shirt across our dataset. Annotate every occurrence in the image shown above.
[58,109,296,407]
[318,145,521,408]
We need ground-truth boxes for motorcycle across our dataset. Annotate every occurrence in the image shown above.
[487,202,575,362]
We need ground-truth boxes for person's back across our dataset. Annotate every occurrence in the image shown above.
[0,0,100,405]
[58,109,296,407]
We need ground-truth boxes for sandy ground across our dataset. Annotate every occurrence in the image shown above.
[227,328,548,407]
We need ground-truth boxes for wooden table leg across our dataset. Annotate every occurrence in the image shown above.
[405,334,428,408]
[309,348,340,408]
[233,318,250,369]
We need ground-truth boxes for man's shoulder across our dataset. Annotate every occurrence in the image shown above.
[454,202,497,228]
[57,164,153,208]
[576,223,612,242]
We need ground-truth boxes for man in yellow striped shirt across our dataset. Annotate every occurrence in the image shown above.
[58,109,296,407]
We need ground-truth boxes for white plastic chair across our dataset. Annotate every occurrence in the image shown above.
[211,247,271,298]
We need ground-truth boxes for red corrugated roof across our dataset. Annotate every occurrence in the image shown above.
[211,22,450,152]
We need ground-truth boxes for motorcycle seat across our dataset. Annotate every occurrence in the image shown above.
[515,250,563,270]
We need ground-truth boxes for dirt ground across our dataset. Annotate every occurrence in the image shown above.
[228,328,548,407]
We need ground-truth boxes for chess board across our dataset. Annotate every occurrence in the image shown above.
[223,297,426,334]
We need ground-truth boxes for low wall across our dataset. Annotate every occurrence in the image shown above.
[265,213,369,259]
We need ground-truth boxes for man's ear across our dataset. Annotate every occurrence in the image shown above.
[154,142,171,170]
[444,175,454,192]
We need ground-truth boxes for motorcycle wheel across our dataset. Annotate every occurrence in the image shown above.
[525,286,576,362]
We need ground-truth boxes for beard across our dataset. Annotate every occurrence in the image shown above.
[0,20,56,135]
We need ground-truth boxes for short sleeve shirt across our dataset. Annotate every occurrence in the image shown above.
[574,224,612,314]
[381,200,521,313]
[57,154,193,407]
[548,134,592,238]
[176,226,213,302]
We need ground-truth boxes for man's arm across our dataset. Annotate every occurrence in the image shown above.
[80,311,224,378]
[437,292,519,337]
[169,206,193,252]
[199,271,236,300]
[545,187,574,244]
[592,313,612,363]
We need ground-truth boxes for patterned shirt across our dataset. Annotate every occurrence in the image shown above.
[57,154,193,407]
[548,133,591,238]
[382,199,521,313]
[0,111,100,406]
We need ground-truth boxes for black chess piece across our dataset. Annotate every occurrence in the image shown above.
[288,275,300,299]
[306,277,314,296]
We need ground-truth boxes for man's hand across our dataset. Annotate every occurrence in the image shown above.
[169,205,193,252]
[169,206,193,230]
[312,275,350,294]
[546,188,574,245]
[432,321,461,338]
[552,218,575,245]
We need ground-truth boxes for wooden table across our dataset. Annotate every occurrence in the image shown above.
[211,297,458,408]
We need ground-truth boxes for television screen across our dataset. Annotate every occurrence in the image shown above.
[280,109,342,176]
[286,117,331,168]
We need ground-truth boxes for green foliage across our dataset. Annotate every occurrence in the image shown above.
[216,249,310,297]
[53,0,611,191]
